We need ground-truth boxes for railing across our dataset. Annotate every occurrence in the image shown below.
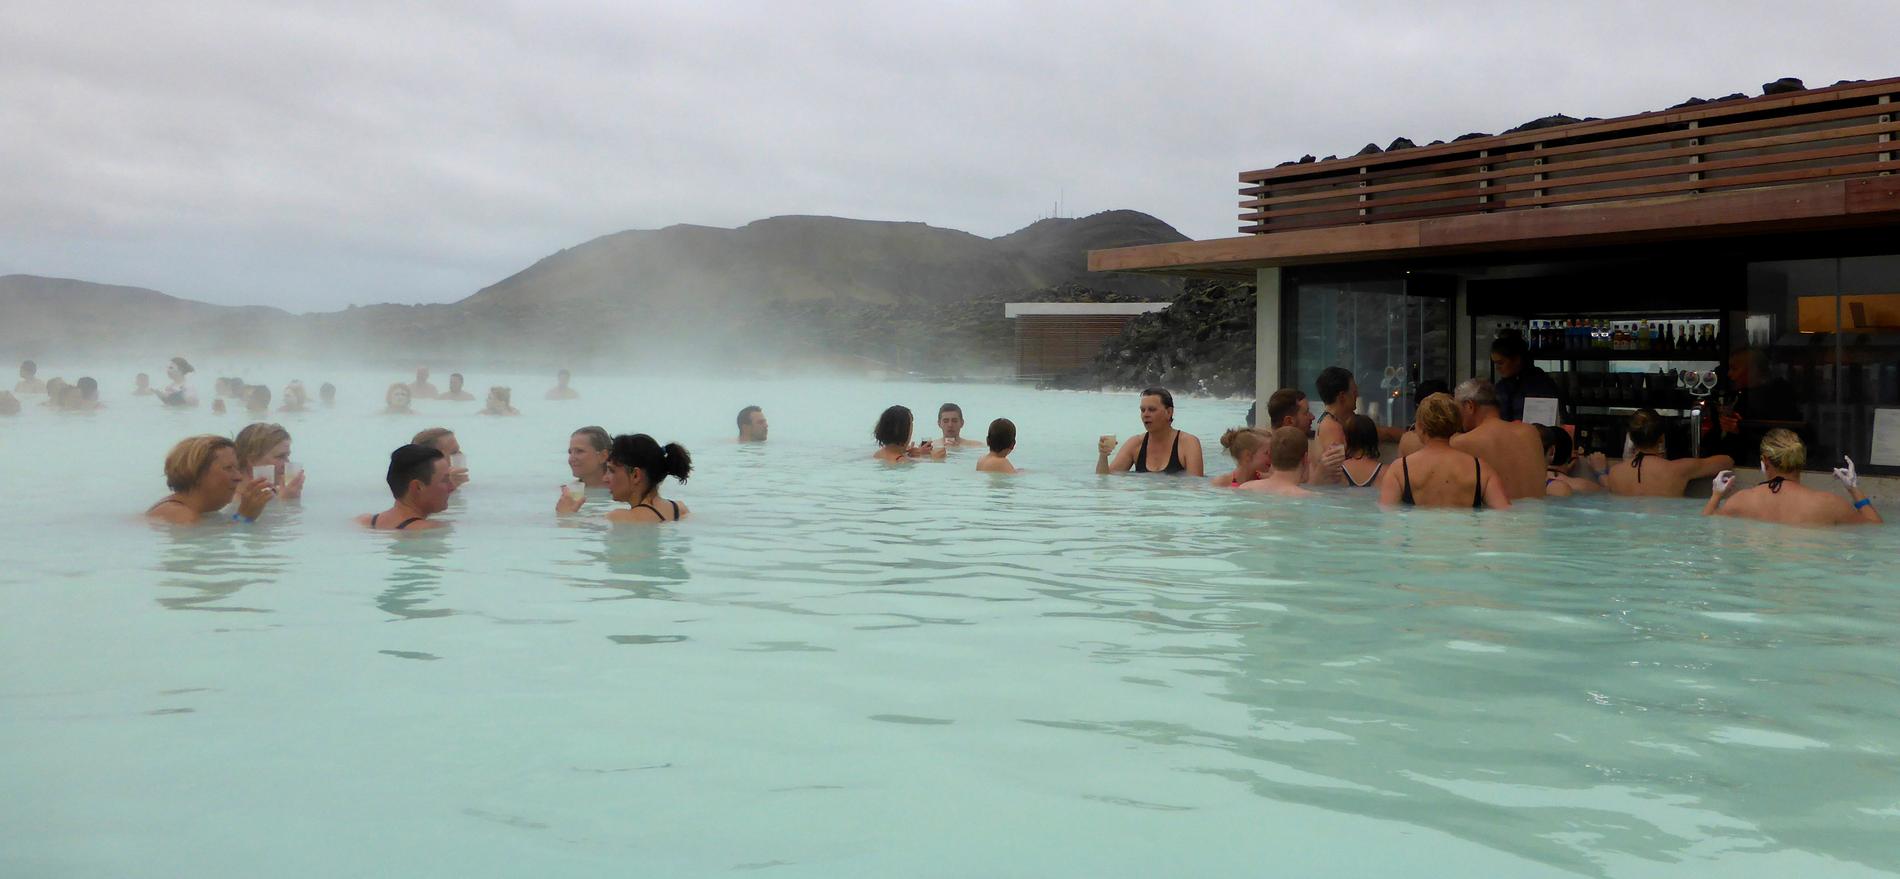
[1238,77,1899,234]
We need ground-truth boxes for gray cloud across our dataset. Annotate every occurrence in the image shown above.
[2,0,1893,310]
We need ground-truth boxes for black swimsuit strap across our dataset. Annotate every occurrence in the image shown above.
[1766,476,1787,494]
[1474,458,1485,509]
[395,517,422,530]
[669,500,680,519]
[1631,452,1647,483]
[1134,433,1151,473]
[634,501,671,521]
[370,513,378,527]
[1400,456,1415,506]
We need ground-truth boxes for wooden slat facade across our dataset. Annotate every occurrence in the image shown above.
[1236,77,1900,235]
[1013,314,1145,377]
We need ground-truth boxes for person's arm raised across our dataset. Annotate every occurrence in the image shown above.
[1834,457,1883,525]
[1097,435,1135,475]
[1690,454,1736,480]
[1702,470,1736,517]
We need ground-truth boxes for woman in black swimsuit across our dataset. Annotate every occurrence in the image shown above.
[1339,414,1385,489]
[605,434,692,524]
[1380,394,1511,510]
[358,443,455,531]
[1095,386,1205,477]
[146,435,274,526]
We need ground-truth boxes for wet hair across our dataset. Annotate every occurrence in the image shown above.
[1538,424,1573,465]
[385,383,410,407]
[1140,387,1174,410]
[1316,367,1354,405]
[164,435,234,492]
[737,405,762,431]
[1342,414,1380,460]
[385,443,445,499]
[1454,378,1499,409]
[1415,394,1462,440]
[572,425,611,452]
[1269,426,1309,471]
[610,433,692,489]
[986,418,1016,453]
[319,382,336,400]
[1627,408,1666,450]
[488,386,511,405]
[939,403,962,418]
[1266,388,1306,428]
[412,427,454,449]
[1416,379,1451,400]
[246,384,271,409]
[76,376,98,399]
[1491,333,1528,363]
[1759,428,1806,472]
[874,405,913,446]
[20,360,36,376]
[233,422,290,469]
[169,356,193,376]
[1218,426,1271,462]
[448,372,464,384]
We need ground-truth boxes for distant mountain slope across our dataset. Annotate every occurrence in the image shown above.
[0,210,1189,370]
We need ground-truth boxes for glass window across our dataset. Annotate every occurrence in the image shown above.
[1285,275,1452,431]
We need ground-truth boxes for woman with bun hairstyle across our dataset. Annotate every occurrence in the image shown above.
[605,434,692,523]
[1211,427,1272,487]
[1380,394,1511,510]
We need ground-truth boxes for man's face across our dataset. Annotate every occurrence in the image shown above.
[1460,400,1480,431]
[938,410,964,438]
[1285,397,1314,434]
[416,368,430,382]
[413,458,456,514]
[745,411,769,440]
[449,375,464,392]
[1490,353,1521,380]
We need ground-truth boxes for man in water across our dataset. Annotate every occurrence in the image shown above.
[243,384,271,415]
[409,367,439,400]
[546,369,579,400]
[1237,427,1315,497]
[440,372,475,401]
[1264,387,1341,481]
[16,360,44,395]
[1491,334,1565,422]
[357,444,455,531]
[1602,408,1733,498]
[737,406,768,443]
[1449,378,1547,500]
[935,403,971,448]
[133,373,155,396]
[412,427,470,487]
[976,418,1017,473]
[1704,430,1881,525]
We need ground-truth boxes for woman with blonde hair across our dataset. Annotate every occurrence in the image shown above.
[1380,394,1511,509]
[1703,429,1881,525]
[480,386,519,416]
[234,422,305,500]
[1211,427,1273,487]
[384,383,414,415]
[147,435,273,525]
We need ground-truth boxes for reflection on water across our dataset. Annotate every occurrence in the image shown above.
[374,531,455,620]
[561,525,692,601]
[154,518,292,613]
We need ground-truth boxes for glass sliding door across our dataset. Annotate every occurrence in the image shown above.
[1285,273,1454,431]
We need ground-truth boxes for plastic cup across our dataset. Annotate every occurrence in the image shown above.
[450,452,467,470]
[284,462,303,481]
[251,465,274,483]
[565,482,588,501]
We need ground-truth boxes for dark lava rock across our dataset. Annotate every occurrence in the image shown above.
[1762,77,1806,95]
[1670,96,1709,109]
[1354,142,1383,157]
[1297,154,1316,164]
[1386,137,1417,151]
[1453,132,1493,142]
[1504,114,1583,134]
[1060,279,1257,398]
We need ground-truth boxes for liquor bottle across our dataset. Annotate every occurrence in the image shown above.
[1638,320,1651,352]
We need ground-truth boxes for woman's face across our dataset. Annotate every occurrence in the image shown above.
[266,440,292,475]
[604,460,643,503]
[203,447,243,506]
[389,386,411,409]
[1247,444,1273,475]
[166,363,183,383]
[1139,395,1172,430]
[569,435,608,480]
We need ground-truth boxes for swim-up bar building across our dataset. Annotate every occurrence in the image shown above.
[1090,75,1900,477]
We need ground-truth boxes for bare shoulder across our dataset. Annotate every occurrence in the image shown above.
[147,503,197,525]
[1180,431,1203,448]
[406,519,448,531]
[607,507,662,524]
[673,501,691,519]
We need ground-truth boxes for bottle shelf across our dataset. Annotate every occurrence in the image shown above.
[1531,349,1723,362]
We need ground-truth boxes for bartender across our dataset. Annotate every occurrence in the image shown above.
[1716,348,1803,460]
[1491,334,1566,423]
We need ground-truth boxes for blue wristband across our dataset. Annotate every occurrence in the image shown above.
[1855,498,1872,510]
[231,512,255,524]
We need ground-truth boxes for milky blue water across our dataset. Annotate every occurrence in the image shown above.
[2,368,1898,877]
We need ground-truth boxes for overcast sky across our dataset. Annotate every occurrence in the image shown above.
[2,0,1893,311]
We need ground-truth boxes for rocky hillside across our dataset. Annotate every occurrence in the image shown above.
[0,210,1189,372]
[1063,279,1257,397]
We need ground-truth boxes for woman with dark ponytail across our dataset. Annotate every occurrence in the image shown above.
[604,434,692,523]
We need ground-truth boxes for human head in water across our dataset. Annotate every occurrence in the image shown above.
[737,406,768,443]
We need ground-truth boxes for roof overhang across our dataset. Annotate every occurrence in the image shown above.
[1089,177,1900,278]
[1002,302,1170,318]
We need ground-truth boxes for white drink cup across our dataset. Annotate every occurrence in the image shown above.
[450,452,467,470]
[251,465,275,484]
[284,462,303,482]
[565,482,587,501]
